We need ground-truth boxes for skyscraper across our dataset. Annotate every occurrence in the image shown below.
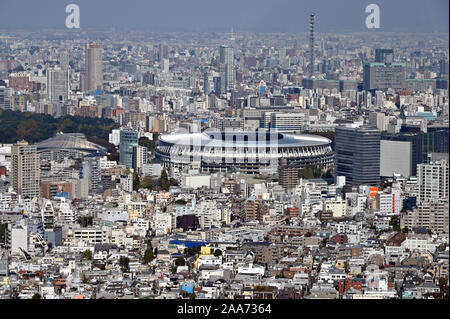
[47,69,69,104]
[335,124,380,186]
[119,130,139,169]
[11,141,40,198]
[85,43,103,91]
[219,45,234,92]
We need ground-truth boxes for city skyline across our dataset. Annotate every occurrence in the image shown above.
[0,0,448,303]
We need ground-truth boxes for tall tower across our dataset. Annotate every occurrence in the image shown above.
[11,141,40,198]
[309,13,315,78]
[85,43,103,91]
[219,45,234,93]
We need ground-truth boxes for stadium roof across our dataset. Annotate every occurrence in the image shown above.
[36,133,106,154]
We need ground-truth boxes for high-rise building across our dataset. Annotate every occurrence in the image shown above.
[439,59,449,77]
[158,43,169,62]
[278,158,300,190]
[85,43,103,91]
[119,130,139,169]
[381,133,422,176]
[219,45,234,92]
[417,160,449,203]
[161,58,169,73]
[380,139,412,178]
[81,158,101,194]
[11,141,40,198]
[132,145,148,171]
[363,62,406,91]
[0,86,11,110]
[335,124,380,186]
[47,69,69,104]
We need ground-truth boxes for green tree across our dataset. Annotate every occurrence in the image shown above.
[119,256,130,271]
[140,176,155,190]
[143,249,155,264]
[82,250,92,260]
[189,292,196,299]
[160,169,170,191]
[133,173,140,191]
[16,119,38,141]
[174,258,186,267]
[0,223,6,243]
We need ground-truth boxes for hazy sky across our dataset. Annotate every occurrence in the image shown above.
[0,0,448,33]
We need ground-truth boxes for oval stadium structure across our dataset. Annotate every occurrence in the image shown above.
[36,133,107,161]
[155,130,333,174]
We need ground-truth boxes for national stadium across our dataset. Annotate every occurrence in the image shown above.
[155,130,334,174]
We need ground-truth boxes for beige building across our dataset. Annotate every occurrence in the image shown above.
[85,43,103,91]
[11,141,40,198]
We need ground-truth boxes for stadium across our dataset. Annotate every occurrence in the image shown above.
[155,130,334,174]
[36,133,107,161]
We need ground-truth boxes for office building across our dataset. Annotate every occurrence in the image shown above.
[335,124,380,186]
[81,158,102,194]
[85,43,103,91]
[264,112,305,132]
[11,141,40,198]
[158,43,169,61]
[132,145,148,171]
[363,62,406,91]
[381,133,422,176]
[119,130,139,169]
[380,139,412,178]
[219,45,234,92]
[278,158,300,190]
[47,69,69,104]
[417,160,449,203]
[0,86,11,110]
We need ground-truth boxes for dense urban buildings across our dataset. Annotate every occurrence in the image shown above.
[0,10,448,301]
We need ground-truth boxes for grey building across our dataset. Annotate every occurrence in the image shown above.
[380,139,412,178]
[119,130,139,169]
[47,69,69,103]
[363,62,406,91]
[219,45,234,93]
[335,124,380,186]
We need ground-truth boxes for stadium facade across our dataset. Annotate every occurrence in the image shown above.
[155,130,333,174]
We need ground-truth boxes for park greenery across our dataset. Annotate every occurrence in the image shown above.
[0,109,119,144]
